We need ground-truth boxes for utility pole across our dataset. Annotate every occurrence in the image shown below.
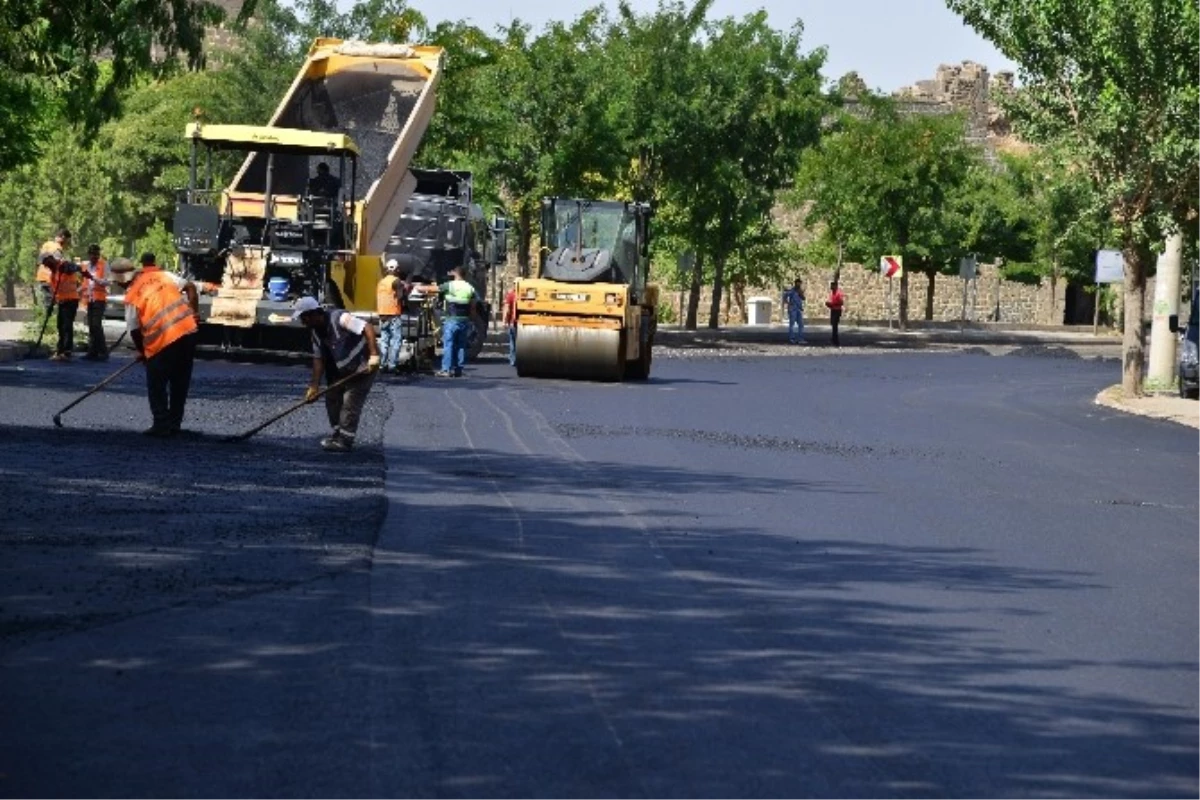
[1147,233,1183,388]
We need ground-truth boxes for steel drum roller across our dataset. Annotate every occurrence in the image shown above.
[516,324,624,381]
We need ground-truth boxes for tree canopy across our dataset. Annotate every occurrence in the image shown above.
[946,0,1200,393]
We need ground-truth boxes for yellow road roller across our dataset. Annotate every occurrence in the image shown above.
[515,198,656,381]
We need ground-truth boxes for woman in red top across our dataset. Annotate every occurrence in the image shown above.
[825,281,846,348]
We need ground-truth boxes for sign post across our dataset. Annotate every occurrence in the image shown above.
[1093,249,1124,335]
[959,255,977,331]
[880,255,903,329]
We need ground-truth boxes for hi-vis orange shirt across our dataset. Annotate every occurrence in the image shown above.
[376,275,401,316]
[38,239,80,301]
[82,257,108,304]
[36,240,59,285]
[125,270,198,358]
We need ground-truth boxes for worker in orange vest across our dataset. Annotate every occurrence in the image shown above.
[80,244,111,361]
[40,228,84,361]
[110,253,200,437]
[36,227,71,311]
[376,257,408,373]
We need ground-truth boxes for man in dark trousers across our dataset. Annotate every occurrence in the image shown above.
[294,296,380,452]
[110,253,200,437]
[825,280,846,348]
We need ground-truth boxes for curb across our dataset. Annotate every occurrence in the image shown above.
[1094,385,1199,429]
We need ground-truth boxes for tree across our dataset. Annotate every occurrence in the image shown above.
[793,99,981,326]
[0,0,256,170]
[946,0,1200,394]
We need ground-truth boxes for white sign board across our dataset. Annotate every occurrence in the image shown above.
[1094,249,1124,284]
[959,255,977,280]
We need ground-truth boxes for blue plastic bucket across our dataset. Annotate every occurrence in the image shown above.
[267,277,289,301]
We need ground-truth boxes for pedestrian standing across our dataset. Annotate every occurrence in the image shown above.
[782,277,806,344]
[81,244,111,361]
[109,253,200,437]
[434,265,478,378]
[377,258,404,372]
[503,283,518,366]
[294,296,380,452]
[825,280,846,348]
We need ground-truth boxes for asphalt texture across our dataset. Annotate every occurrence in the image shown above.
[0,339,1196,798]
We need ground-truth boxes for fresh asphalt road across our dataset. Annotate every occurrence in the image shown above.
[1,345,1196,798]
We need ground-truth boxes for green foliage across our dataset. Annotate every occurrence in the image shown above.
[947,0,1200,390]
[791,99,985,321]
[0,0,257,170]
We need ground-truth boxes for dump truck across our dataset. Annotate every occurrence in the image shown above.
[385,168,508,365]
[161,38,446,352]
[514,197,656,381]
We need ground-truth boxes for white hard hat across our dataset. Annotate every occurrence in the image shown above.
[291,296,321,320]
[385,258,399,271]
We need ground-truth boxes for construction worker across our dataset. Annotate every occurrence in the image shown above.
[40,229,84,361]
[36,227,71,311]
[293,296,381,452]
[307,162,341,199]
[377,258,405,373]
[80,244,111,361]
[109,253,200,437]
[434,265,478,378]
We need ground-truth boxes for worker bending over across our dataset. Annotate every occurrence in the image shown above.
[110,253,200,437]
[293,296,380,452]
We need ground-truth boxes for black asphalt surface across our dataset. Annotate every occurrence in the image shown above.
[1,342,1196,798]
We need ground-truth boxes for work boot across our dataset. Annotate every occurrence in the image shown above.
[320,433,352,452]
[142,425,174,438]
[433,370,452,378]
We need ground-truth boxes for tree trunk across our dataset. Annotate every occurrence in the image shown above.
[1049,257,1058,325]
[1121,241,1150,395]
[685,252,703,330]
[733,281,747,324]
[924,270,936,321]
[517,204,534,278]
[3,276,15,308]
[707,253,725,329]
[898,270,909,330]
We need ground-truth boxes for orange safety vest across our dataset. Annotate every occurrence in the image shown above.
[51,269,81,303]
[37,239,61,287]
[82,257,108,304]
[125,269,198,358]
[376,275,401,316]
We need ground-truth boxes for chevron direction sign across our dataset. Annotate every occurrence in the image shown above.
[880,255,903,278]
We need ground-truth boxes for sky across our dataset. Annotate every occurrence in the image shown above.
[406,0,1019,93]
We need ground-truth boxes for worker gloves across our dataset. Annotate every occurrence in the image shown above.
[367,355,381,372]
[304,386,320,404]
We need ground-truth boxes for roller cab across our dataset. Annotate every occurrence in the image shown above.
[515,198,655,381]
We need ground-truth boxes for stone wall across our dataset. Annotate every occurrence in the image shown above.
[660,262,1066,327]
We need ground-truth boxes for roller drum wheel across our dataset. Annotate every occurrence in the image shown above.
[624,339,652,380]
[516,324,625,381]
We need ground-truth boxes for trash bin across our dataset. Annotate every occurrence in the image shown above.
[747,296,773,326]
